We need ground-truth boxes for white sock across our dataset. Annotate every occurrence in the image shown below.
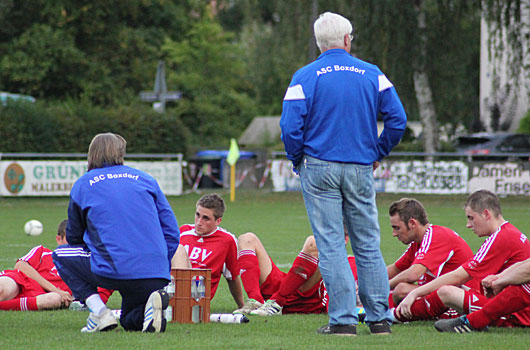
[85,294,107,316]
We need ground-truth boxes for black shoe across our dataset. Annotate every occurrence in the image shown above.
[316,324,357,336]
[368,320,391,335]
[434,316,486,333]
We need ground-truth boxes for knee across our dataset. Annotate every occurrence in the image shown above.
[238,232,259,250]
[38,292,63,310]
[301,236,318,258]
[436,285,456,302]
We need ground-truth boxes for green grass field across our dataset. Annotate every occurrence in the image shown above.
[1,191,529,349]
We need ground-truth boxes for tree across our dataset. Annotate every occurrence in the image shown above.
[481,0,529,131]
[414,0,439,153]
[162,18,257,147]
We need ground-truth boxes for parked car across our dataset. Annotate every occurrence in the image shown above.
[455,133,530,160]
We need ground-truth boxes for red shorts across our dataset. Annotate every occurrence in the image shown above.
[0,270,45,298]
[260,259,326,314]
[259,259,286,300]
[463,288,489,314]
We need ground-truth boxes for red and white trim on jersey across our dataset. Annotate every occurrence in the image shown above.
[523,283,530,295]
[473,222,505,263]
[430,250,455,279]
[418,224,434,255]
[19,245,44,262]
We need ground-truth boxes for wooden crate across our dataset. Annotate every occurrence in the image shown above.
[170,268,211,323]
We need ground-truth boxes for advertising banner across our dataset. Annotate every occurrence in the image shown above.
[468,163,530,196]
[1,160,182,196]
[383,160,468,194]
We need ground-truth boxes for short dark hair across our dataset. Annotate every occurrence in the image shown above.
[388,198,429,227]
[57,219,67,239]
[465,190,502,218]
[197,193,225,219]
[87,133,126,171]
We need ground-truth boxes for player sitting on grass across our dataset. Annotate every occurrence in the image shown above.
[386,198,477,318]
[174,193,245,309]
[395,190,530,327]
[233,232,360,317]
[435,256,530,332]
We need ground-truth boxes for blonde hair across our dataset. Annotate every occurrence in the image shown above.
[87,133,126,170]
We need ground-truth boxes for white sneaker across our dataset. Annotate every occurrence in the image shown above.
[250,299,283,316]
[69,300,89,311]
[111,309,122,320]
[233,299,263,315]
[142,289,169,333]
[81,309,118,333]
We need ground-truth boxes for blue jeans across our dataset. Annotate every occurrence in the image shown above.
[299,155,390,325]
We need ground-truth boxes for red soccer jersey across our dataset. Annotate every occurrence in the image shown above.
[395,225,474,285]
[463,222,530,326]
[463,222,530,280]
[17,245,71,293]
[179,224,239,298]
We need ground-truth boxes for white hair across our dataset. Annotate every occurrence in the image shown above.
[313,12,353,52]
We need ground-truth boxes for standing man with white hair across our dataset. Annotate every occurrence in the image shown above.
[280,12,407,336]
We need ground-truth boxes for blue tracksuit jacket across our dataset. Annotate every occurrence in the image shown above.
[280,48,407,168]
[66,164,180,281]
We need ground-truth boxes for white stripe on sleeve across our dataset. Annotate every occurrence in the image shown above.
[283,84,305,100]
[378,75,393,92]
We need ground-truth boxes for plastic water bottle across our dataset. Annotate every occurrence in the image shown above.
[198,277,205,299]
[165,275,175,322]
[210,314,249,324]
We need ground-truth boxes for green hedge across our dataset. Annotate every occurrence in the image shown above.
[0,100,190,154]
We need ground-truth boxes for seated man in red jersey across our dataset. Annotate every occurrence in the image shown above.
[0,220,113,312]
[387,198,477,313]
[396,190,530,327]
[173,193,244,309]
[435,256,530,332]
[233,232,360,317]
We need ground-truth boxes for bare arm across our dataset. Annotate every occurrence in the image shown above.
[387,263,401,280]
[227,277,245,308]
[14,260,73,305]
[396,266,471,319]
[389,264,427,289]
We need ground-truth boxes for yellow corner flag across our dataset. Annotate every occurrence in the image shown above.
[227,138,240,202]
[226,138,240,166]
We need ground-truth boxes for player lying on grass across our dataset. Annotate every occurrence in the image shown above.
[386,198,477,318]
[435,256,530,332]
[172,193,244,309]
[233,232,360,317]
[0,220,73,311]
[0,220,111,311]
[395,190,530,328]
